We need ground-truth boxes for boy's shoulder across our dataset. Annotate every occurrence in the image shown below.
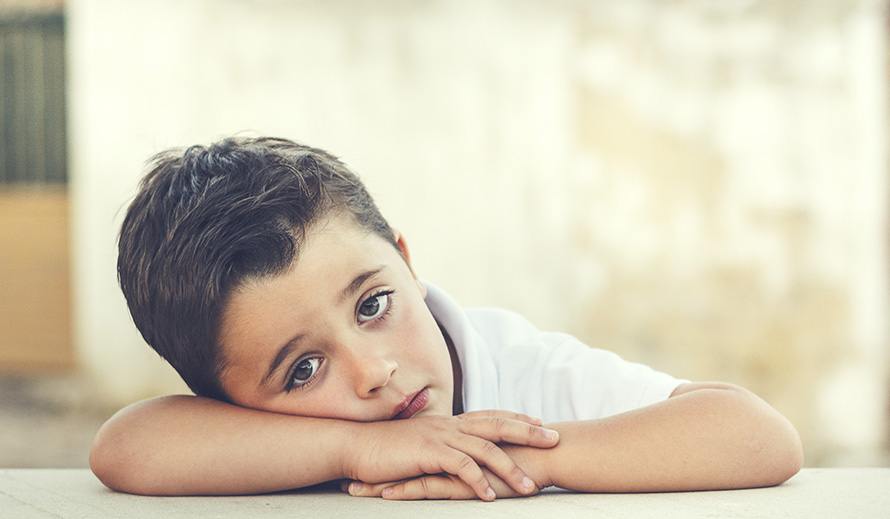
[423,281,575,354]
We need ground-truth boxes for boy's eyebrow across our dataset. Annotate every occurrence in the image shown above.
[262,337,305,388]
[337,266,386,305]
[261,266,387,388]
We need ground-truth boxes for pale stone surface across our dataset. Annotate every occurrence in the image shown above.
[1,469,888,518]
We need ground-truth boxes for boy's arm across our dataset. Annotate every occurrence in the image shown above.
[353,382,803,499]
[90,394,558,498]
[535,382,803,492]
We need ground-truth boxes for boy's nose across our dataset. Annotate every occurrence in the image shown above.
[350,349,398,398]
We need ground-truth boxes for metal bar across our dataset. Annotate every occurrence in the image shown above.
[44,17,66,184]
[0,33,7,184]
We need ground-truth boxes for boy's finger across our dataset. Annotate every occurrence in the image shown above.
[351,476,481,501]
[447,435,538,497]
[438,450,497,501]
[459,410,544,426]
[346,480,393,497]
[381,475,476,501]
[459,416,560,448]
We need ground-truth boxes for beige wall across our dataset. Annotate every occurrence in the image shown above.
[67,0,889,466]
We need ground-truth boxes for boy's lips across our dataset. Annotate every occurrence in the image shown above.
[392,387,430,420]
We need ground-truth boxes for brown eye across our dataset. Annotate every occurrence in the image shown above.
[286,357,321,392]
[358,292,391,322]
[293,358,319,382]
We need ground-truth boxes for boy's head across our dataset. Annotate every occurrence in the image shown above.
[215,214,456,420]
[118,136,402,401]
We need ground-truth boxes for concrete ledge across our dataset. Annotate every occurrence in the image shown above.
[1,468,887,518]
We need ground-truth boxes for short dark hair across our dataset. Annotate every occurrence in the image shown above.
[117,136,398,400]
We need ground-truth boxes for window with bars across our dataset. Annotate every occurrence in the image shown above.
[0,10,66,185]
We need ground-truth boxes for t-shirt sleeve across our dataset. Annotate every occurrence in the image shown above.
[468,308,686,423]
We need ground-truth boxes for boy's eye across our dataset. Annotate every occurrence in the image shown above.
[291,357,321,384]
[357,292,391,323]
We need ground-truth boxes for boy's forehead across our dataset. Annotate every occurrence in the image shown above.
[302,215,386,261]
[299,213,363,247]
[216,215,413,380]
[228,215,401,310]
[307,214,403,264]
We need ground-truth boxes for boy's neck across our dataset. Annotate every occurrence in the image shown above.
[439,323,464,415]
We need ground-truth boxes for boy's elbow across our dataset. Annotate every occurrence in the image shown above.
[90,424,126,492]
[682,382,804,487]
[90,418,163,495]
[766,419,804,486]
[90,423,138,494]
[735,386,804,487]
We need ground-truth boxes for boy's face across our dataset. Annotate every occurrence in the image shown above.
[217,215,456,421]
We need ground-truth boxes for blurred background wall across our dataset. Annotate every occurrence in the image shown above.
[2,0,888,468]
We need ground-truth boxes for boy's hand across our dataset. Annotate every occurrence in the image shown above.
[344,440,553,500]
[344,410,558,501]
[343,468,535,500]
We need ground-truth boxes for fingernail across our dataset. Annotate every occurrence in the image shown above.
[486,487,496,500]
[546,430,558,441]
[522,476,535,491]
[382,487,393,498]
[349,482,363,495]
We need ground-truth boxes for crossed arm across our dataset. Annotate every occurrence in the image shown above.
[90,382,802,500]
[89,398,557,500]
[348,382,804,499]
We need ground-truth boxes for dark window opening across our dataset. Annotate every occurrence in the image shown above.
[0,10,67,185]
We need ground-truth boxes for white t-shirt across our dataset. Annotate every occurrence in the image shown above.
[425,282,686,423]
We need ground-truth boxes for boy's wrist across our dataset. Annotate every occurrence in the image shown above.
[338,419,411,482]
[337,420,368,481]
[501,442,555,491]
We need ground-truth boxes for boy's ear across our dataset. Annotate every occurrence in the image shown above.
[393,229,427,297]
[394,229,411,265]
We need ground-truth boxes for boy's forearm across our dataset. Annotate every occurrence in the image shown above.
[91,395,560,498]
[90,395,356,495]
[509,383,803,493]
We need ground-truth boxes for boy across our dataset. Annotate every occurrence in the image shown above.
[91,136,803,500]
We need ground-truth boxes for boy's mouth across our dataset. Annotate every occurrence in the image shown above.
[392,387,430,420]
